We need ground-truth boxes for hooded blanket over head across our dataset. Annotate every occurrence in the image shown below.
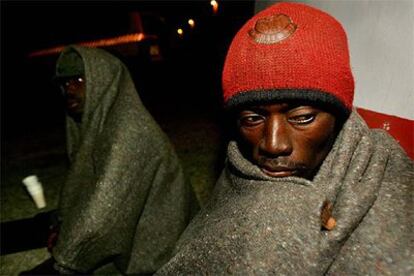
[52,46,195,274]
[157,111,413,275]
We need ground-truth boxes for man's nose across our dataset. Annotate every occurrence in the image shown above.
[65,86,77,96]
[259,116,293,157]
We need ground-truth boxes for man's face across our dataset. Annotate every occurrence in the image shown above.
[237,103,336,180]
[58,76,86,121]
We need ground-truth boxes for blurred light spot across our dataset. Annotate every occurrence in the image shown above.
[210,0,219,14]
[177,28,184,36]
[29,32,155,57]
[188,19,195,28]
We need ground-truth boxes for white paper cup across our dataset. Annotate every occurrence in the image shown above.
[22,175,46,209]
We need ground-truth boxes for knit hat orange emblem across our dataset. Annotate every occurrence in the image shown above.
[222,2,355,118]
[248,14,296,44]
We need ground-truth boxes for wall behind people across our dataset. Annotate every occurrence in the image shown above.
[255,0,414,158]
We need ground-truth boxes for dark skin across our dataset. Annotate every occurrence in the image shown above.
[237,103,337,180]
[57,75,86,122]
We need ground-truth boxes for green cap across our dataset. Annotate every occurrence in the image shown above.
[55,49,84,78]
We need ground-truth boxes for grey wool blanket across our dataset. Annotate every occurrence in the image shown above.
[52,46,196,274]
[157,111,413,275]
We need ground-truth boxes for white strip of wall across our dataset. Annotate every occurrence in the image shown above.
[255,0,414,120]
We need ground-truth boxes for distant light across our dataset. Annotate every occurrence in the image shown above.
[177,28,184,36]
[188,19,195,28]
[210,0,219,14]
[28,32,154,58]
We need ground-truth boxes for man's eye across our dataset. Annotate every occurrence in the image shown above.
[239,115,264,126]
[288,114,315,125]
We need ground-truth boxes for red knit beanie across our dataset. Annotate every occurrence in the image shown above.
[222,2,354,117]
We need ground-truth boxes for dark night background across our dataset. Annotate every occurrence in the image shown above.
[0,1,255,269]
[0,0,256,203]
[1,0,255,184]
[1,0,255,140]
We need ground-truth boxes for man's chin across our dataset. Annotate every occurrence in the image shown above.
[67,111,83,122]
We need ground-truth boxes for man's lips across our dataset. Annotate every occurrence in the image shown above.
[260,164,299,177]
[256,157,307,178]
[67,99,80,109]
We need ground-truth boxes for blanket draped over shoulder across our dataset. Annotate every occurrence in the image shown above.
[53,46,195,274]
[157,111,413,275]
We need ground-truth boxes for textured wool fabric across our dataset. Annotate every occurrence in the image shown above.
[222,2,354,115]
[156,110,413,275]
[52,46,196,274]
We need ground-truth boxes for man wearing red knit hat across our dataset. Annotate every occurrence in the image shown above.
[156,2,413,275]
